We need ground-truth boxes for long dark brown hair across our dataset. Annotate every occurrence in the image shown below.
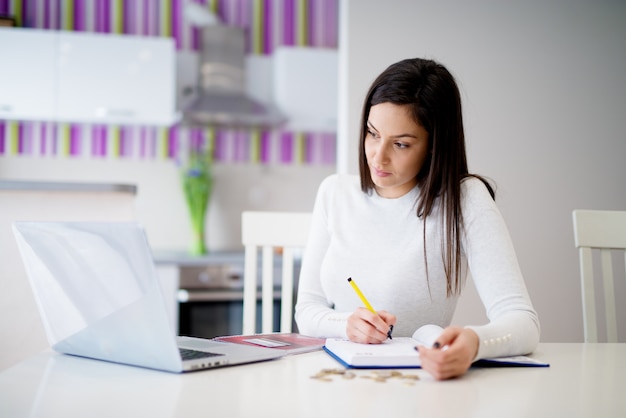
[358,58,495,296]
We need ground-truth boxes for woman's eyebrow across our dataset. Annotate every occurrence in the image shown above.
[367,121,418,140]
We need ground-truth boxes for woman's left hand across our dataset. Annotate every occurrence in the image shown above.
[416,327,479,380]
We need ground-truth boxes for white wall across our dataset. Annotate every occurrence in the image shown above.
[338,0,626,342]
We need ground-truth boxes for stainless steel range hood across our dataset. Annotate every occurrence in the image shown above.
[181,25,286,128]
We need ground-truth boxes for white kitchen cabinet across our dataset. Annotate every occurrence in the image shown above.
[0,28,176,126]
[0,28,57,121]
[56,31,176,125]
[273,47,338,132]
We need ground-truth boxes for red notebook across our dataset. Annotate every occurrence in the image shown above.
[214,333,325,355]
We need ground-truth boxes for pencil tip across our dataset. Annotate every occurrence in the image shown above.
[347,277,352,282]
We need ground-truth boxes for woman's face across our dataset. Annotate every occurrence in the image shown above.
[365,102,430,198]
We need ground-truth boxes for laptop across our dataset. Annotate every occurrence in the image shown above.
[12,221,283,373]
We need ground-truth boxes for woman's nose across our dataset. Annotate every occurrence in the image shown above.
[372,141,390,165]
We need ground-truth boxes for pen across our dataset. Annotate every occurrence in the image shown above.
[347,277,393,339]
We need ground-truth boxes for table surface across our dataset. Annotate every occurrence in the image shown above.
[1,343,624,418]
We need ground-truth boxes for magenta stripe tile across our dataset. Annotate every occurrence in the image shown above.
[217,0,230,26]
[124,126,131,157]
[325,0,338,47]
[28,123,35,154]
[323,132,336,165]
[98,125,104,157]
[148,0,154,36]
[260,130,270,163]
[139,126,146,158]
[189,128,197,152]
[168,126,178,158]
[238,0,245,26]
[43,0,51,29]
[123,1,130,34]
[126,127,132,157]
[0,122,5,154]
[191,24,200,51]
[95,0,103,32]
[201,130,210,157]
[187,128,194,152]
[172,0,181,49]
[214,129,226,161]
[102,126,108,157]
[75,0,85,31]
[51,123,58,155]
[91,125,99,157]
[22,123,31,155]
[72,125,82,156]
[69,125,76,156]
[93,125,100,157]
[283,0,295,46]
[126,126,133,157]
[119,127,126,157]
[240,0,250,52]
[103,0,111,33]
[150,127,157,158]
[198,129,206,155]
[40,123,47,155]
[233,130,242,161]
[280,131,293,163]
[263,0,272,54]
[18,123,24,154]
[21,0,29,27]
[308,0,316,47]
[195,128,204,153]
[240,130,249,162]
[305,132,314,164]
[142,0,149,35]
[55,0,61,30]
[97,126,105,157]
[128,1,138,35]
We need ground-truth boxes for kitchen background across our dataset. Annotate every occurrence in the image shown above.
[0,0,339,251]
[2,0,625,370]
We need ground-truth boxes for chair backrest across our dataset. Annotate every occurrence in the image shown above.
[241,211,312,335]
[572,209,626,342]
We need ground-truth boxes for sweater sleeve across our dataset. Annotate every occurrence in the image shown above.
[295,175,350,338]
[460,178,540,360]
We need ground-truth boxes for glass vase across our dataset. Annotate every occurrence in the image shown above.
[182,165,213,256]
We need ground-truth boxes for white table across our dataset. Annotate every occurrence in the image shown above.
[0,343,624,418]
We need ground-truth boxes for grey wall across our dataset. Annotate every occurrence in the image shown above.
[337,0,626,342]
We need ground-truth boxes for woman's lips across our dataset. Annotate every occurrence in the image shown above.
[372,167,391,177]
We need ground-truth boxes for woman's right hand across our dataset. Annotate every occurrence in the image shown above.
[346,307,396,344]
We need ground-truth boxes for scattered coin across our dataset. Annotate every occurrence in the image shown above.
[310,368,419,383]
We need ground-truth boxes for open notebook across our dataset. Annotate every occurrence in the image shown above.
[324,324,549,369]
[13,221,283,373]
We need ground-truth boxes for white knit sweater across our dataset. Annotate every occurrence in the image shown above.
[295,174,540,360]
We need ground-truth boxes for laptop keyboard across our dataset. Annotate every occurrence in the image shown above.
[179,348,223,360]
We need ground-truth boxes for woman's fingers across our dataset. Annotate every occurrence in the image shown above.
[346,308,395,343]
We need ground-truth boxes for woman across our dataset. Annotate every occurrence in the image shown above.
[294,58,540,380]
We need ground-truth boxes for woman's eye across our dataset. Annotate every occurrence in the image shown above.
[395,142,409,149]
[367,129,379,139]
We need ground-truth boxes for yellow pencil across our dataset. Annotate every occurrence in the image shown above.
[347,277,393,338]
[347,277,376,313]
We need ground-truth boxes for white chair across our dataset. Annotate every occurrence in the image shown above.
[241,211,312,335]
[572,209,626,342]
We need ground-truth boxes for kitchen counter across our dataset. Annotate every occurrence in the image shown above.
[0,180,137,194]
[152,249,244,267]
